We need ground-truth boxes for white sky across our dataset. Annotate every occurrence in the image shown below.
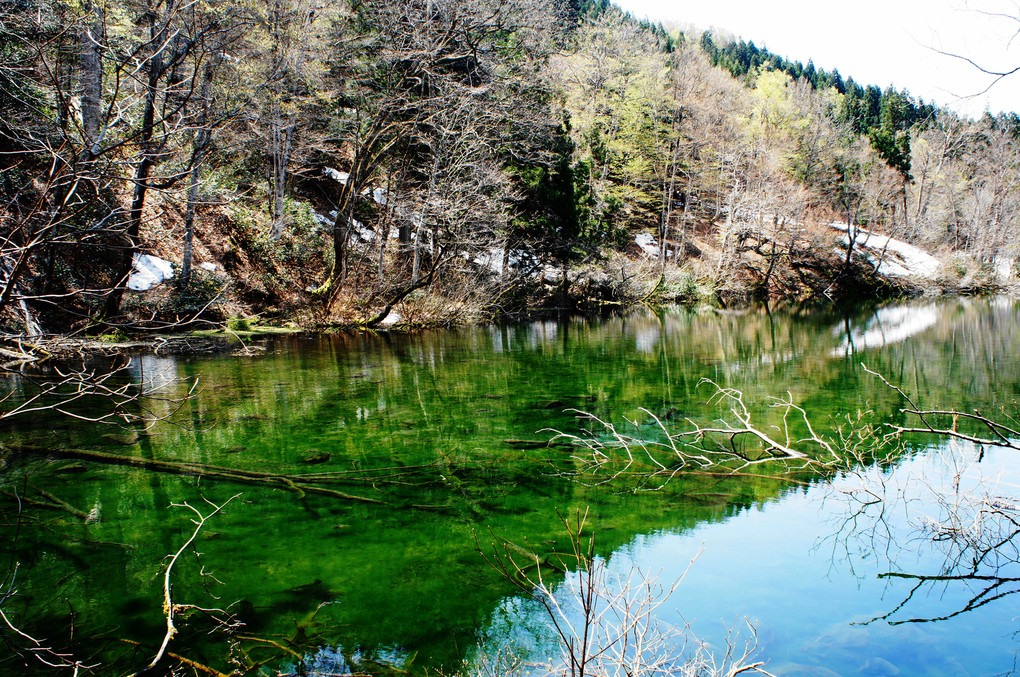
[611,0,1020,117]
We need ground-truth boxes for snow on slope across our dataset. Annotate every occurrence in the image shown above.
[830,222,941,280]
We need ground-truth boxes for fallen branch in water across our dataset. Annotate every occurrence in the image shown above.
[16,445,389,505]
[121,638,233,677]
[548,377,898,489]
[130,494,240,676]
[862,364,1020,457]
[0,350,197,428]
[0,488,92,519]
[548,379,856,486]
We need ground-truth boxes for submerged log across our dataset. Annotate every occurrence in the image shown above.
[17,445,387,505]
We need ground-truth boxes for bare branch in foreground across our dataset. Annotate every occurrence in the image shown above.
[1,503,97,675]
[0,335,213,437]
[479,508,773,677]
[130,493,242,676]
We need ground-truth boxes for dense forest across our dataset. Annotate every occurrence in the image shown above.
[2,0,1019,336]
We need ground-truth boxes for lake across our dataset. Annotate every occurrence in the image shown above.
[1,296,1018,676]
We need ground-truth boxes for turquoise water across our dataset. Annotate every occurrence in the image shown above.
[1,297,1018,675]
[456,442,1019,677]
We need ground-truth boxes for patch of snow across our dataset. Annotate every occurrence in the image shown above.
[832,303,939,355]
[463,247,564,282]
[470,248,503,274]
[312,211,333,229]
[540,264,562,280]
[634,233,659,258]
[994,257,1015,280]
[376,310,402,327]
[830,223,941,280]
[469,248,536,275]
[324,170,388,206]
[198,262,217,273]
[313,210,399,242]
[127,253,174,291]
[351,219,374,242]
[324,167,350,184]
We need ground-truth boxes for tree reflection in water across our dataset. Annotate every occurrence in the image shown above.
[571,365,1020,633]
[828,435,1020,627]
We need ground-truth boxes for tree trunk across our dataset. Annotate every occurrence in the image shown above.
[411,218,424,284]
[270,113,295,240]
[326,175,361,291]
[0,258,42,336]
[842,205,859,275]
[412,158,440,284]
[181,60,217,283]
[80,0,104,154]
[375,170,400,283]
[317,111,399,298]
[103,6,163,319]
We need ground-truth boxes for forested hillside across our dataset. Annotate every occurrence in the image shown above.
[1,0,1018,335]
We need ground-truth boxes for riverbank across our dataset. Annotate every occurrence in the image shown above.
[2,215,1015,360]
[111,219,1018,334]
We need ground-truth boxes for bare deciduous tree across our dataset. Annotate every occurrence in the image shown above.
[313,0,562,324]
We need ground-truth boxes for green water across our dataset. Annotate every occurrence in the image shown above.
[2,297,1019,676]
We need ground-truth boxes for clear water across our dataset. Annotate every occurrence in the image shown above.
[1,297,1018,676]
